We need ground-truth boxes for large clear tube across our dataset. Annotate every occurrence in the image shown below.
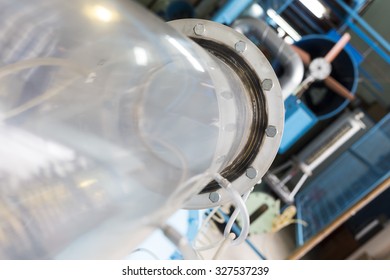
[0,0,262,259]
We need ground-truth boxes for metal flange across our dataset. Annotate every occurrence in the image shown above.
[169,19,284,209]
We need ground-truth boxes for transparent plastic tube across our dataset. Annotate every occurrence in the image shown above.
[0,0,253,259]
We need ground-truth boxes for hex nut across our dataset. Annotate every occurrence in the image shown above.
[193,23,205,36]
[262,79,273,91]
[235,40,247,53]
[265,125,278,137]
[246,167,258,179]
[209,192,221,203]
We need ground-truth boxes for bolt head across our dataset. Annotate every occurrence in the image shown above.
[262,79,273,91]
[209,192,221,203]
[265,125,278,137]
[193,23,205,36]
[246,167,258,179]
[235,40,247,53]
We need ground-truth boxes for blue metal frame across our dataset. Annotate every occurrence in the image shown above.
[336,0,390,52]
[353,0,368,11]
[295,113,390,246]
[359,66,384,92]
[275,0,296,15]
[259,0,285,12]
[211,0,253,25]
[346,23,390,64]
[334,0,390,64]
[265,0,390,63]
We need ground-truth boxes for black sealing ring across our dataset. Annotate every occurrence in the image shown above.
[191,38,268,194]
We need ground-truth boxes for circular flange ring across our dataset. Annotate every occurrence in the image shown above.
[169,19,284,209]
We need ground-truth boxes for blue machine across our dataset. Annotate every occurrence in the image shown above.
[279,95,318,153]
[211,0,383,154]
[280,33,361,153]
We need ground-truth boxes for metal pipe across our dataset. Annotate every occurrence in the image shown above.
[0,1,284,259]
[0,0,245,259]
[233,18,304,100]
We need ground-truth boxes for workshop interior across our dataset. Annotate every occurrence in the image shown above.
[0,0,389,260]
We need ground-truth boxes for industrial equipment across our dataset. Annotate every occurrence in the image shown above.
[0,0,389,260]
[237,192,280,235]
[232,17,304,101]
[280,32,360,153]
[265,109,373,204]
[231,14,360,154]
[0,0,283,259]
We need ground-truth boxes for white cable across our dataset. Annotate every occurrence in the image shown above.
[224,189,251,241]
[0,58,89,122]
[213,173,251,246]
[212,233,236,260]
[193,206,222,251]
[191,173,252,254]
[212,211,226,224]
[1,76,81,122]
[0,57,89,80]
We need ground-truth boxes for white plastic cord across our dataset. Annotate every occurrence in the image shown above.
[0,57,89,80]
[193,206,223,251]
[212,233,236,260]
[0,57,90,122]
[186,172,252,256]
[224,189,251,242]
[213,173,251,246]
[212,211,226,224]
[1,76,81,122]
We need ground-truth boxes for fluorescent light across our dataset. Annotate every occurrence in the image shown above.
[93,5,113,22]
[85,5,118,23]
[267,9,301,41]
[299,0,326,18]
